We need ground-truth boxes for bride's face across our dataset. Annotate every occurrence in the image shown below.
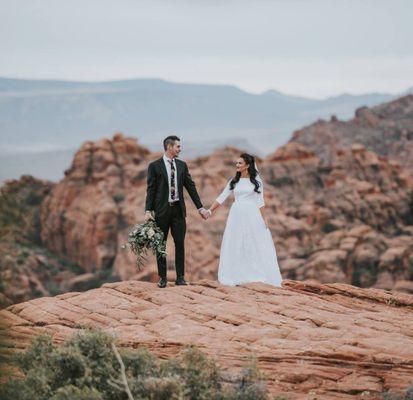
[236,157,248,174]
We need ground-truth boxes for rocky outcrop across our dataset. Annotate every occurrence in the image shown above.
[290,94,413,174]
[1,280,412,399]
[261,142,413,290]
[2,95,413,306]
[39,140,248,285]
[0,175,80,305]
[40,133,155,281]
[2,130,411,307]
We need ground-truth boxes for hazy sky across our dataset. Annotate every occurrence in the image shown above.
[1,0,412,98]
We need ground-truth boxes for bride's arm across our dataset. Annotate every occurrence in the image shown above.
[256,174,269,228]
[207,200,221,216]
[207,179,232,216]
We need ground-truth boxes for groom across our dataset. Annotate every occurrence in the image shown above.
[144,135,209,288]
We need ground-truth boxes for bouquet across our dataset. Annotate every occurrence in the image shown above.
[121,219,167,270]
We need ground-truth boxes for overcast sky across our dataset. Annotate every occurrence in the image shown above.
[1,0,412,98]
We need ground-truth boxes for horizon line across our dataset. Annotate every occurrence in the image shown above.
[0,75,410,102]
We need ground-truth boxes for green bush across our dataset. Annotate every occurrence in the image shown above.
[221,356,269,400]
[0,176,50,243]
[382,385,413,400]
[0,329,277,400]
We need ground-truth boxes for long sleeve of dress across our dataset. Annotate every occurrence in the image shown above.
[255,174,265,208]
[216,179,232,204]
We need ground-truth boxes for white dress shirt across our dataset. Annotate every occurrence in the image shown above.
[163,153,180,202]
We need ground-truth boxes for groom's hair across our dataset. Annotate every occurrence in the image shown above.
[163,135,180,150]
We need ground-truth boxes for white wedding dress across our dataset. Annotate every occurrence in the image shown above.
[215,175,283,287]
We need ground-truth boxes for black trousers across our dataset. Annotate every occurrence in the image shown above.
[154,203,186,278]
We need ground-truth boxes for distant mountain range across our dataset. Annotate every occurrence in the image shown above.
[0,76,411,183]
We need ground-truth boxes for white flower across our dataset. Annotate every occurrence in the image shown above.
[147,228,155,238]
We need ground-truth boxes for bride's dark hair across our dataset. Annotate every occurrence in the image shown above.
[230,153,261,193]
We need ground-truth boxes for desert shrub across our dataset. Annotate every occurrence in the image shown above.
[0,329,278,400]
[17,334,54,373]
[321,221,338,233]
[50,385,103,400]
[0,176,50,243]
[162,345,221,400]
[382,384,413,400]
[222,356,269,400]
[112,193,125,203]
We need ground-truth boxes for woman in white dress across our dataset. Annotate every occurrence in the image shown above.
[206,153,283,287]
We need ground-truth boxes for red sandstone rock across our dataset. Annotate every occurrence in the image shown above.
[1,280,412,399]
[35,129,413,295]
[2,96,413,307]
[291,94,413,174]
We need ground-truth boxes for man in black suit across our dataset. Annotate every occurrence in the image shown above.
[145,135,209,288]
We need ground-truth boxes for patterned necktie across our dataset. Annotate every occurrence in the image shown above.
[169,159,176,201]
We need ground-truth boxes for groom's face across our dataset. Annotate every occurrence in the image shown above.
[168,140,181,158]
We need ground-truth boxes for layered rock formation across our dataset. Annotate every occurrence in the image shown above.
[1,95,413,306]
[0,176,80,305]
[37,131,413,295]
[39,138,246,285]
[40,132,154,282]
[261,142,413,291]
[1,280,412,399]
[290,94,413,174]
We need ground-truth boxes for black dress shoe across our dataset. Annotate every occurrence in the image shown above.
[175,277,188,286]
[157,277,167,288]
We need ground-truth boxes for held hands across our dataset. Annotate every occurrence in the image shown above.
[198,207,212,220]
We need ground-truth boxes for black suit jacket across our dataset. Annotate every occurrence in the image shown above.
[145,157,203,218]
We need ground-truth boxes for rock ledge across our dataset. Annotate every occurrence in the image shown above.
[1,279,412,398]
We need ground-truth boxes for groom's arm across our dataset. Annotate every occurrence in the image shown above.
[145,162,157,213]
[183,162,203,210]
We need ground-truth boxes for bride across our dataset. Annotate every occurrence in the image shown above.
[206,153,283,287]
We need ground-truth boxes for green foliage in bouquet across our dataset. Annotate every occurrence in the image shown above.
[0,329,281,400]
[121,219,167,270]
